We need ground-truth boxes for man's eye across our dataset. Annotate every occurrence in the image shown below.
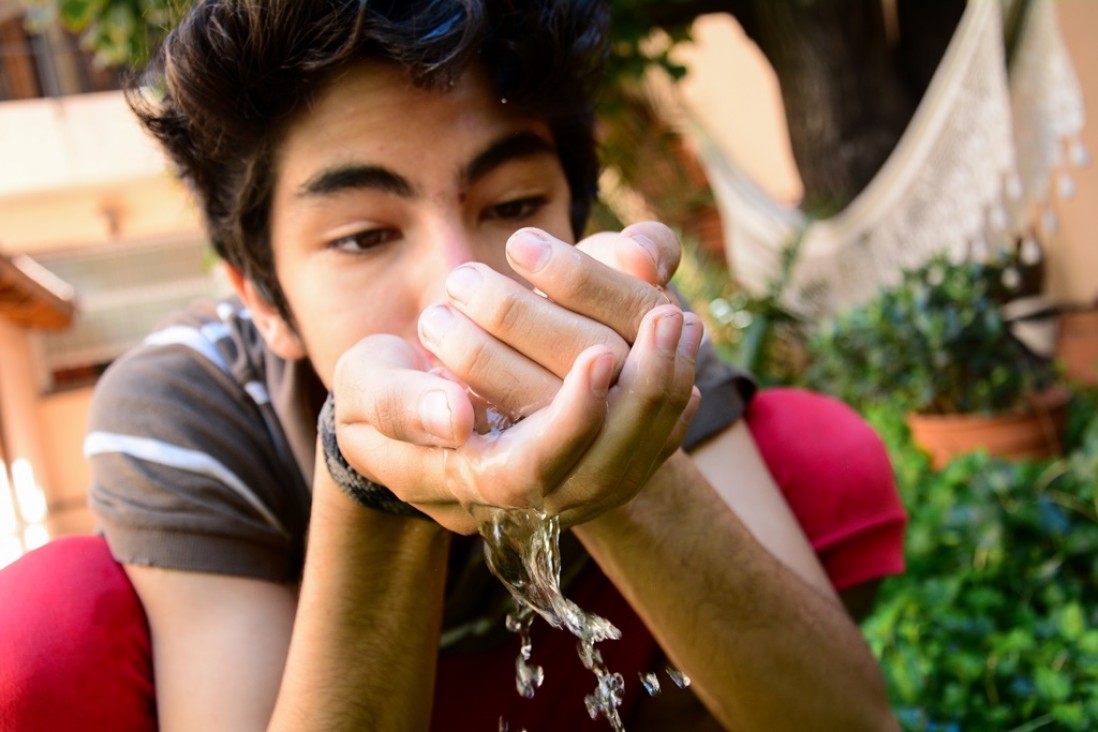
[484,196,547,221]
[329,228,397,253]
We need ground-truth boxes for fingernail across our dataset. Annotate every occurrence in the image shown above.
[419,304,454,345]
[419,389,453,440]
[589,351,613,398]
[655,311,683,353]
[507,230,551,273]
[679,314,704,360]
[446,264,482,304]
[630,233,660,271]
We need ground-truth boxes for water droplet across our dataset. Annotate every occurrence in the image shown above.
[476,505,625,727]
[639,671,662,696]
[666,666,692,688]
[515,654,544,699]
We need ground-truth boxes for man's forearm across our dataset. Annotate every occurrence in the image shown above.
[572,450,898,731]
[271,478,451,731]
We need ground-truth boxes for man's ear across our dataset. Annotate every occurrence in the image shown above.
[225,266,307,361]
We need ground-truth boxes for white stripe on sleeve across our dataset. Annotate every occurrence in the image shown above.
[84,431,290,538]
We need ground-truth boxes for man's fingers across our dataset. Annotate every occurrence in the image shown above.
[547,306,701,521]
[418,302,562,418]
[334,345,616,528]
[334,334,475,448]
[434,223,683,414]
[506,227,676,346]
[443,262,629,385]
[576,221,682,286]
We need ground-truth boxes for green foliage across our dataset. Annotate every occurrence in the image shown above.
[22,0,174,67]
[603,0,694,90]
[863,389,1098,730]
[24,0,702,80]
[805,252,1055,416]
[671,233,808,385]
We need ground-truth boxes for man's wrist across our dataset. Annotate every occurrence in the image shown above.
[573,450,692,541]
[317,392,433,521]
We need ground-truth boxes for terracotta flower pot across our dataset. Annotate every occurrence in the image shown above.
[906,389,1071,470]
[1056,308,1098,386]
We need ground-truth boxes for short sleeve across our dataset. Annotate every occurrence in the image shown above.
[681,336,757,451]
[86,338,310,583]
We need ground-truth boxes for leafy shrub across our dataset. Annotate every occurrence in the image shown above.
[863,391,1098,730]
[805,253,1054,415]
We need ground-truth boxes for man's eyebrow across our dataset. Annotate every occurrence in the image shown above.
[297,164,414,198]
[463,131,557,187]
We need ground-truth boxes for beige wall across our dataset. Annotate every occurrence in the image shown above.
[2,174,201,252]
[0,91,202,252]
[0,92,202,541]
[0,321,53,491]
[1045,0,1098,305]
[677,2,1098,306]
[675,14,803,206]
[38,388,93,508]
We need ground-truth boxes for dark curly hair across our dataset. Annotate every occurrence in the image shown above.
[129,0,609,323]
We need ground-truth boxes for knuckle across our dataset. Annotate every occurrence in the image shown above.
[566,328,627,373]
[628,283,669,316]
[488,287,524,333]
[606,337,629,374]
[663,379,695,418]
[368,388,409,439]
[627,380,666,413]
[447,334,487,377]
[547,247,589,297]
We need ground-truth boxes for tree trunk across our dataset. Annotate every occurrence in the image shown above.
[731,0,965,213]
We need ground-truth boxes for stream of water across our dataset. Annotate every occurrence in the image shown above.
[470,400,692,729]
[474,505,627,729]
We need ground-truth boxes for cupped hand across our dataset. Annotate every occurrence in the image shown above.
[417,222,682,418]
[332,303,700,533]
[330,222,699,532]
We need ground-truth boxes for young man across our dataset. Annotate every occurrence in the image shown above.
[0,2,906,730]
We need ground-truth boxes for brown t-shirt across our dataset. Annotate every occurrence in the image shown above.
[85,296,756,729]
[86,296,754,635]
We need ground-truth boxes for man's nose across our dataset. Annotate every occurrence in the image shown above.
[418,224,480,306]
[440,230,478,270]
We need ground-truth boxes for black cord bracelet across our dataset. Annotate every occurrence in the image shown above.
[317,392,432,520]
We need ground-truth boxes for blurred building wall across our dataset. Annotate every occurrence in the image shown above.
[0,90,203,544]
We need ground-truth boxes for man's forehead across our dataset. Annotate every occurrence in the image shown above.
[276,60,558,199]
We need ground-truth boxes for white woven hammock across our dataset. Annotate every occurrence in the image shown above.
[691,0,1088,319]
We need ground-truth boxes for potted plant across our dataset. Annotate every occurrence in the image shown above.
[804,252,1068,469]
[862,398,1098,730]
[1056,299,1098,387]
